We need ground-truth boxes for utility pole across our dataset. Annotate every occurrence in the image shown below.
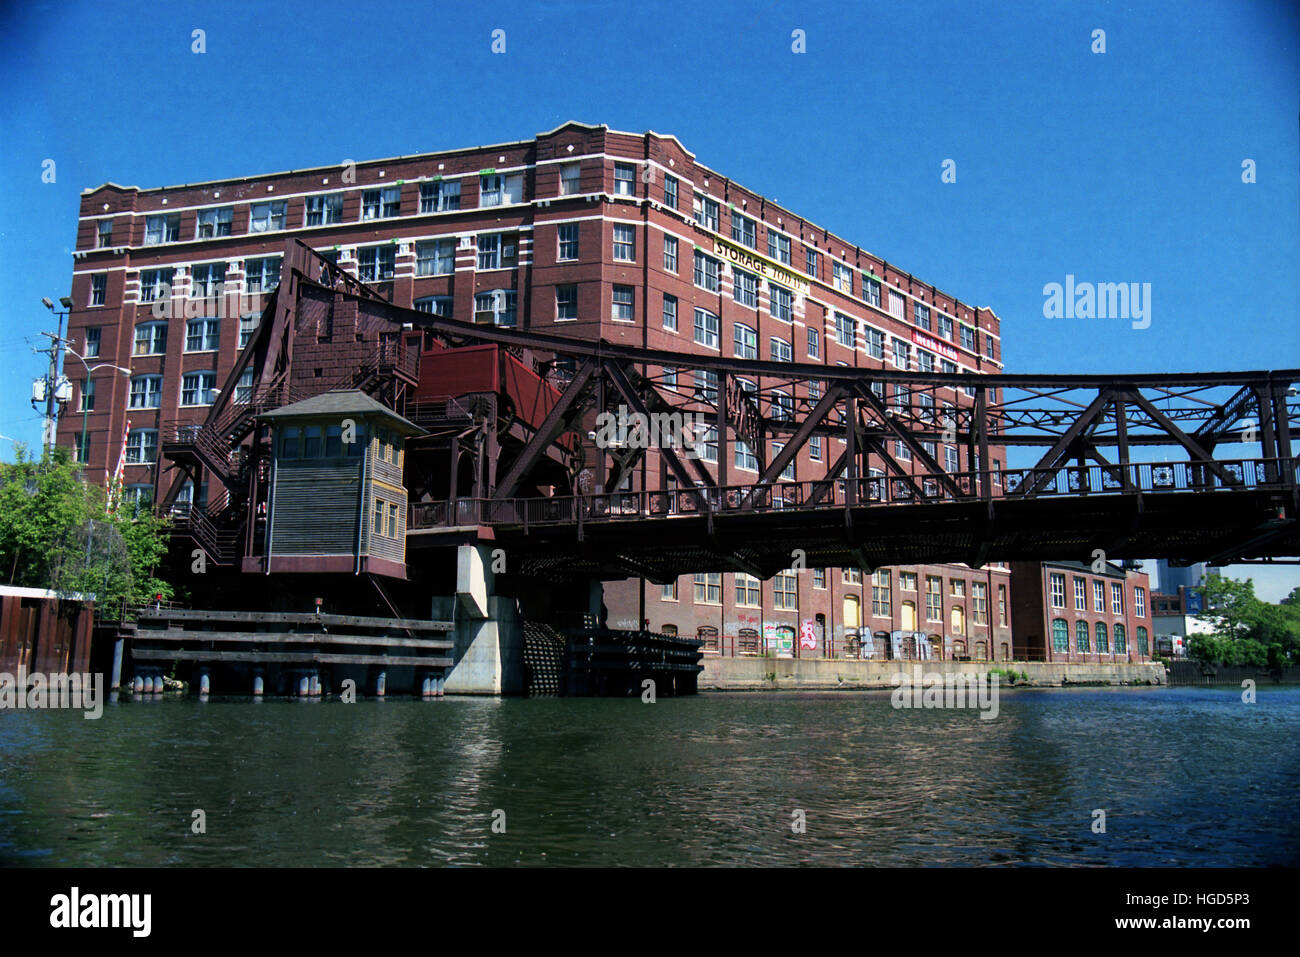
[33,297,74,454]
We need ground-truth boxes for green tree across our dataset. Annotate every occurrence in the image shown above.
[0,445,173,615]
[1188,576,1300,667]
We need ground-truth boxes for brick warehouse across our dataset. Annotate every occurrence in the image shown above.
[57,120,1146,662]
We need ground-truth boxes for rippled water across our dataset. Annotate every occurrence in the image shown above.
[1,687,1297,866]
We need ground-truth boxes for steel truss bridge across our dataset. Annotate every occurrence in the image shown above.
[163,241,1300,582]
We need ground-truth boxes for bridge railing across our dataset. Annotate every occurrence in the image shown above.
[407,457,1295,530]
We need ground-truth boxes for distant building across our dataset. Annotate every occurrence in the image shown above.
[1009,560,1153,662]
[1155,560,1214,593]
[1151,586,1216,657]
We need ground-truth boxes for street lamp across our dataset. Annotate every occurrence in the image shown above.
[63,344,130,466]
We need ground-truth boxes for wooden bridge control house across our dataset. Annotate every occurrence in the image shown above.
[251,391,425,578]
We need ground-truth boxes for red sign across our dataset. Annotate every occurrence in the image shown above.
[911,330,961,363]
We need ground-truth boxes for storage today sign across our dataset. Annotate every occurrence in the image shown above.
[710,237,811,296]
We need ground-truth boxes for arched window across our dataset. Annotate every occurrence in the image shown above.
[843,594,861,629]
[950,606,965,634]
[1076,620,1090,652]
[901,600,917,632]
[1051,618,1069,653]
[1136,626,1149,656]
[1114,623,1127,654]
[974,640,988,661]
[1095,621,1109,653]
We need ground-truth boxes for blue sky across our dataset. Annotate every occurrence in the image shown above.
[0,0,1296,597]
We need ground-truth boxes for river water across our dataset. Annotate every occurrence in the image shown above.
[1,687,1297,866]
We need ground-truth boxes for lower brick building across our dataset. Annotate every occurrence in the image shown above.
[1009,560,1153,662]
[605,562,1014,660]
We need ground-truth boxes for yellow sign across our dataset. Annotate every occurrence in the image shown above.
[710,237,811,297]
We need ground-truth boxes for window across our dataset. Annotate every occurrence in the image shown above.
[613,163,636,196]
[733,323,757,359]
[191,262,226,298]
[373,500,383,537]
[248,200,286,233]
[1052,619,1070,653]
[937,314,954,340]
[235,369,255,403]
[774,571,797,609]
[416,239,455,276]
[887,289,906,319]
[813,568,826,589]
[662,294,678,331]
[770,391,793,422]
[1074,577,1086,611]
[731,211,756,248]
[999,585,1007,626]
[362,186,401,220]
[871,570,891,617]
[769,284,793,321]
[84,327,100,358]
[1111,582,1124,615]
[835,312,855,347]
[951,579,966,599]
[304,193,343,226]
[697,426,718,462]
[388,503,399,538]
[662,367,678,389]
[145,213,179,244]
[90,273,107,306]
[693,250,720,291]
[945,446,959,472]
[663,235,678,272]
[138,268,169,303]
[325,425,342,458]
[1095,622,1109,653]
[1114,624,1127,654]
[245,257,281,293]
[474,290,517,327]
[694,370,719,404]
[133,322,166,356]
[693,308,719,349]
[735,574,761,606]
[972,582,987,624]
[613,224,636,261]
[611,285,634,322]
[129,375,162,409]
[181,371,216,406]
[1076,620,1091,653]
[941,360,957,376]
[358,245,396,282]
[960,324,976,351]
[1093,580,1105,613]
[557,223,579,261]
[832,262,852,293]
[479,173,520,206]
[1135,586,1146,618]
[476,232,517,270]
[185,318,219,352]
[125,430,158,465]
[1049,573,1066,607]
[556,285,577,321]
[806,326,820,358]
[195,206,233,239]
[769,337,792,363]
[926,576,943,621]
[78,377,95,413]
[97,220,113,248]
[1136,626,1149,656]
[899,572,917,591]
[917,350,935,374]
[986,334,996,359]
[768,231,791,265]
[693,192,719,230]
[914,302,931,330]
[559,163,581,196]
[734,441,758,472]
[805,247,819,278]
[420,180,461,212]
[694,572,722,604]
[414,296,453,317]
[865,327,885,359]
[662,579,678,601]
[843,569,862,584]
[733,269,758,307]
[892,339,910,370]
[664,175,678,209]
[862,276,881,308]
[809,435,822,460]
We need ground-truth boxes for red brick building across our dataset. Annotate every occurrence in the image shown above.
[60,121,1019,659]
[1009,561,1154,662]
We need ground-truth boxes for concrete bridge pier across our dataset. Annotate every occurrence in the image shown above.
[440,544,525,695]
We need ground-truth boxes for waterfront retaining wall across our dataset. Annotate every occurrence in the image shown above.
[700,656,1164,691]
